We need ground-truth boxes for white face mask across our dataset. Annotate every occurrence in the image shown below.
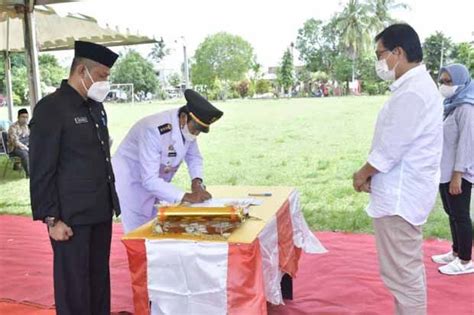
[81,67,111,103]
[439,84,459,98]
[375,53,398,81]
[181,123,197,142]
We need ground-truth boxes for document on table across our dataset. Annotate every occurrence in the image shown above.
[189,198,263,208]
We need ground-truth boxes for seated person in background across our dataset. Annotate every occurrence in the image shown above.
[7,109,30,177]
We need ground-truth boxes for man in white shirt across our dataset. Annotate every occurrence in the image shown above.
[353,24,443,315]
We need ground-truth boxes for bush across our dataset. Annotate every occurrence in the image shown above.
[364,82,379,95]
[255,79,271,94]
[376,81,389,94]
[362,81,389,95]
[208,79,227,101]
[312,71,329,83]
[228,88,240,99]
[235,80,250,98]
[248,80,256,98]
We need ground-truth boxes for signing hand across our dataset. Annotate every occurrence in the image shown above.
[182,191,212,204]
[191,178,206,193]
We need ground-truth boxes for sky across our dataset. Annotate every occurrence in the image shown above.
[50,0,473,71]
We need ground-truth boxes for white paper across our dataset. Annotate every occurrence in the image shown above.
[189,198,263,208]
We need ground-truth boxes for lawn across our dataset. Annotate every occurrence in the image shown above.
[0,96,458,239]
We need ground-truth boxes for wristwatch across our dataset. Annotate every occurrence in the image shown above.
[44,216,57,228]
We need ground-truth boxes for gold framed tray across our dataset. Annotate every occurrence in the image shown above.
[152,205,249,239]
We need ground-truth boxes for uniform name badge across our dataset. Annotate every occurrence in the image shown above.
[74,116,88,124]
[168,145,177,157]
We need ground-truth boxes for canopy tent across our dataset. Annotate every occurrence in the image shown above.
[0,1,157,121]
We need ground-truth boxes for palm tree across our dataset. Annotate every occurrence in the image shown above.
[367,0,410,32]
[335,0,371,82]
[149,37,169,64]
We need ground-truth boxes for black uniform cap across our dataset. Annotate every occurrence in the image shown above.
[184,89,223,133]
[74,41,119,68]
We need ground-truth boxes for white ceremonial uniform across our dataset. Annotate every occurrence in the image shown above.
[112,108,203,233]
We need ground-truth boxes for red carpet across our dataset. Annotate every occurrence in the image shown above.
[0,215,473,314]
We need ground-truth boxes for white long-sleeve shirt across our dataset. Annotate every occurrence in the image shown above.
[366,64,444,226]
[112,108,204,218]
[440,104,474,184]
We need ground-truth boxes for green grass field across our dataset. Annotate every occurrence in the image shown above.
[0,96,460,239]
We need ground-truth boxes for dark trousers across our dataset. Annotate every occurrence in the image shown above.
[10,148,29,176]
[50,220,112,315]
[439,179,473,261]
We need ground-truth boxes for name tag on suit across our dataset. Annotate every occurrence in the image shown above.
[74,116,89,124]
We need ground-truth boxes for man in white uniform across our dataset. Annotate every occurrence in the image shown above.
[113,89,223,233]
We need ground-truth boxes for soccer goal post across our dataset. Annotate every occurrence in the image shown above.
[108,83,135,104]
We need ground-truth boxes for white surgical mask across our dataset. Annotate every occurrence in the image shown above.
[375,53,398,81]
[439,84,459,98]
[181,123,197,142]
[81,67,111,103]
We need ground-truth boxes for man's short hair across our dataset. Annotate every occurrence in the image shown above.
[69,57,100,76]
[18,108,28,117]
[375,23,423,63]
[178,105,191,121]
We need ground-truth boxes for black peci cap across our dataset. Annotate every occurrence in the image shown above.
[184,89,223,133]
[74,41,119,68]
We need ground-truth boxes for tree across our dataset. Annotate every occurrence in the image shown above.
[111,50,158,94]
[149,37,169,64]
[10,53,26,68]
[423,32,453,79]
[1,53,66,105]
[312,71,329,83]
[39,54,67,89]
[191,32,254,88]
[296,17,340,74]
[332,55,353,91]
[11,66,28,105]
[357,53,378,83]
[451,42,474,76]
[277,48,295,95]
[335,0,371,81]
[168,72,181,87]
[0,53,26,95]
[366,0,409,31]
[250,57,262,80]
[296,19,325,72]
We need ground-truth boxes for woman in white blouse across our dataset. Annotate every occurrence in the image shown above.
[432,63,474,275]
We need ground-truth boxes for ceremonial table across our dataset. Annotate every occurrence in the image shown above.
[122,186,326,315]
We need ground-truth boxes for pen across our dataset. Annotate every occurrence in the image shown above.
[248,192,272,197]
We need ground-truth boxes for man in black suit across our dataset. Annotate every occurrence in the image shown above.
[29,41,121,315]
